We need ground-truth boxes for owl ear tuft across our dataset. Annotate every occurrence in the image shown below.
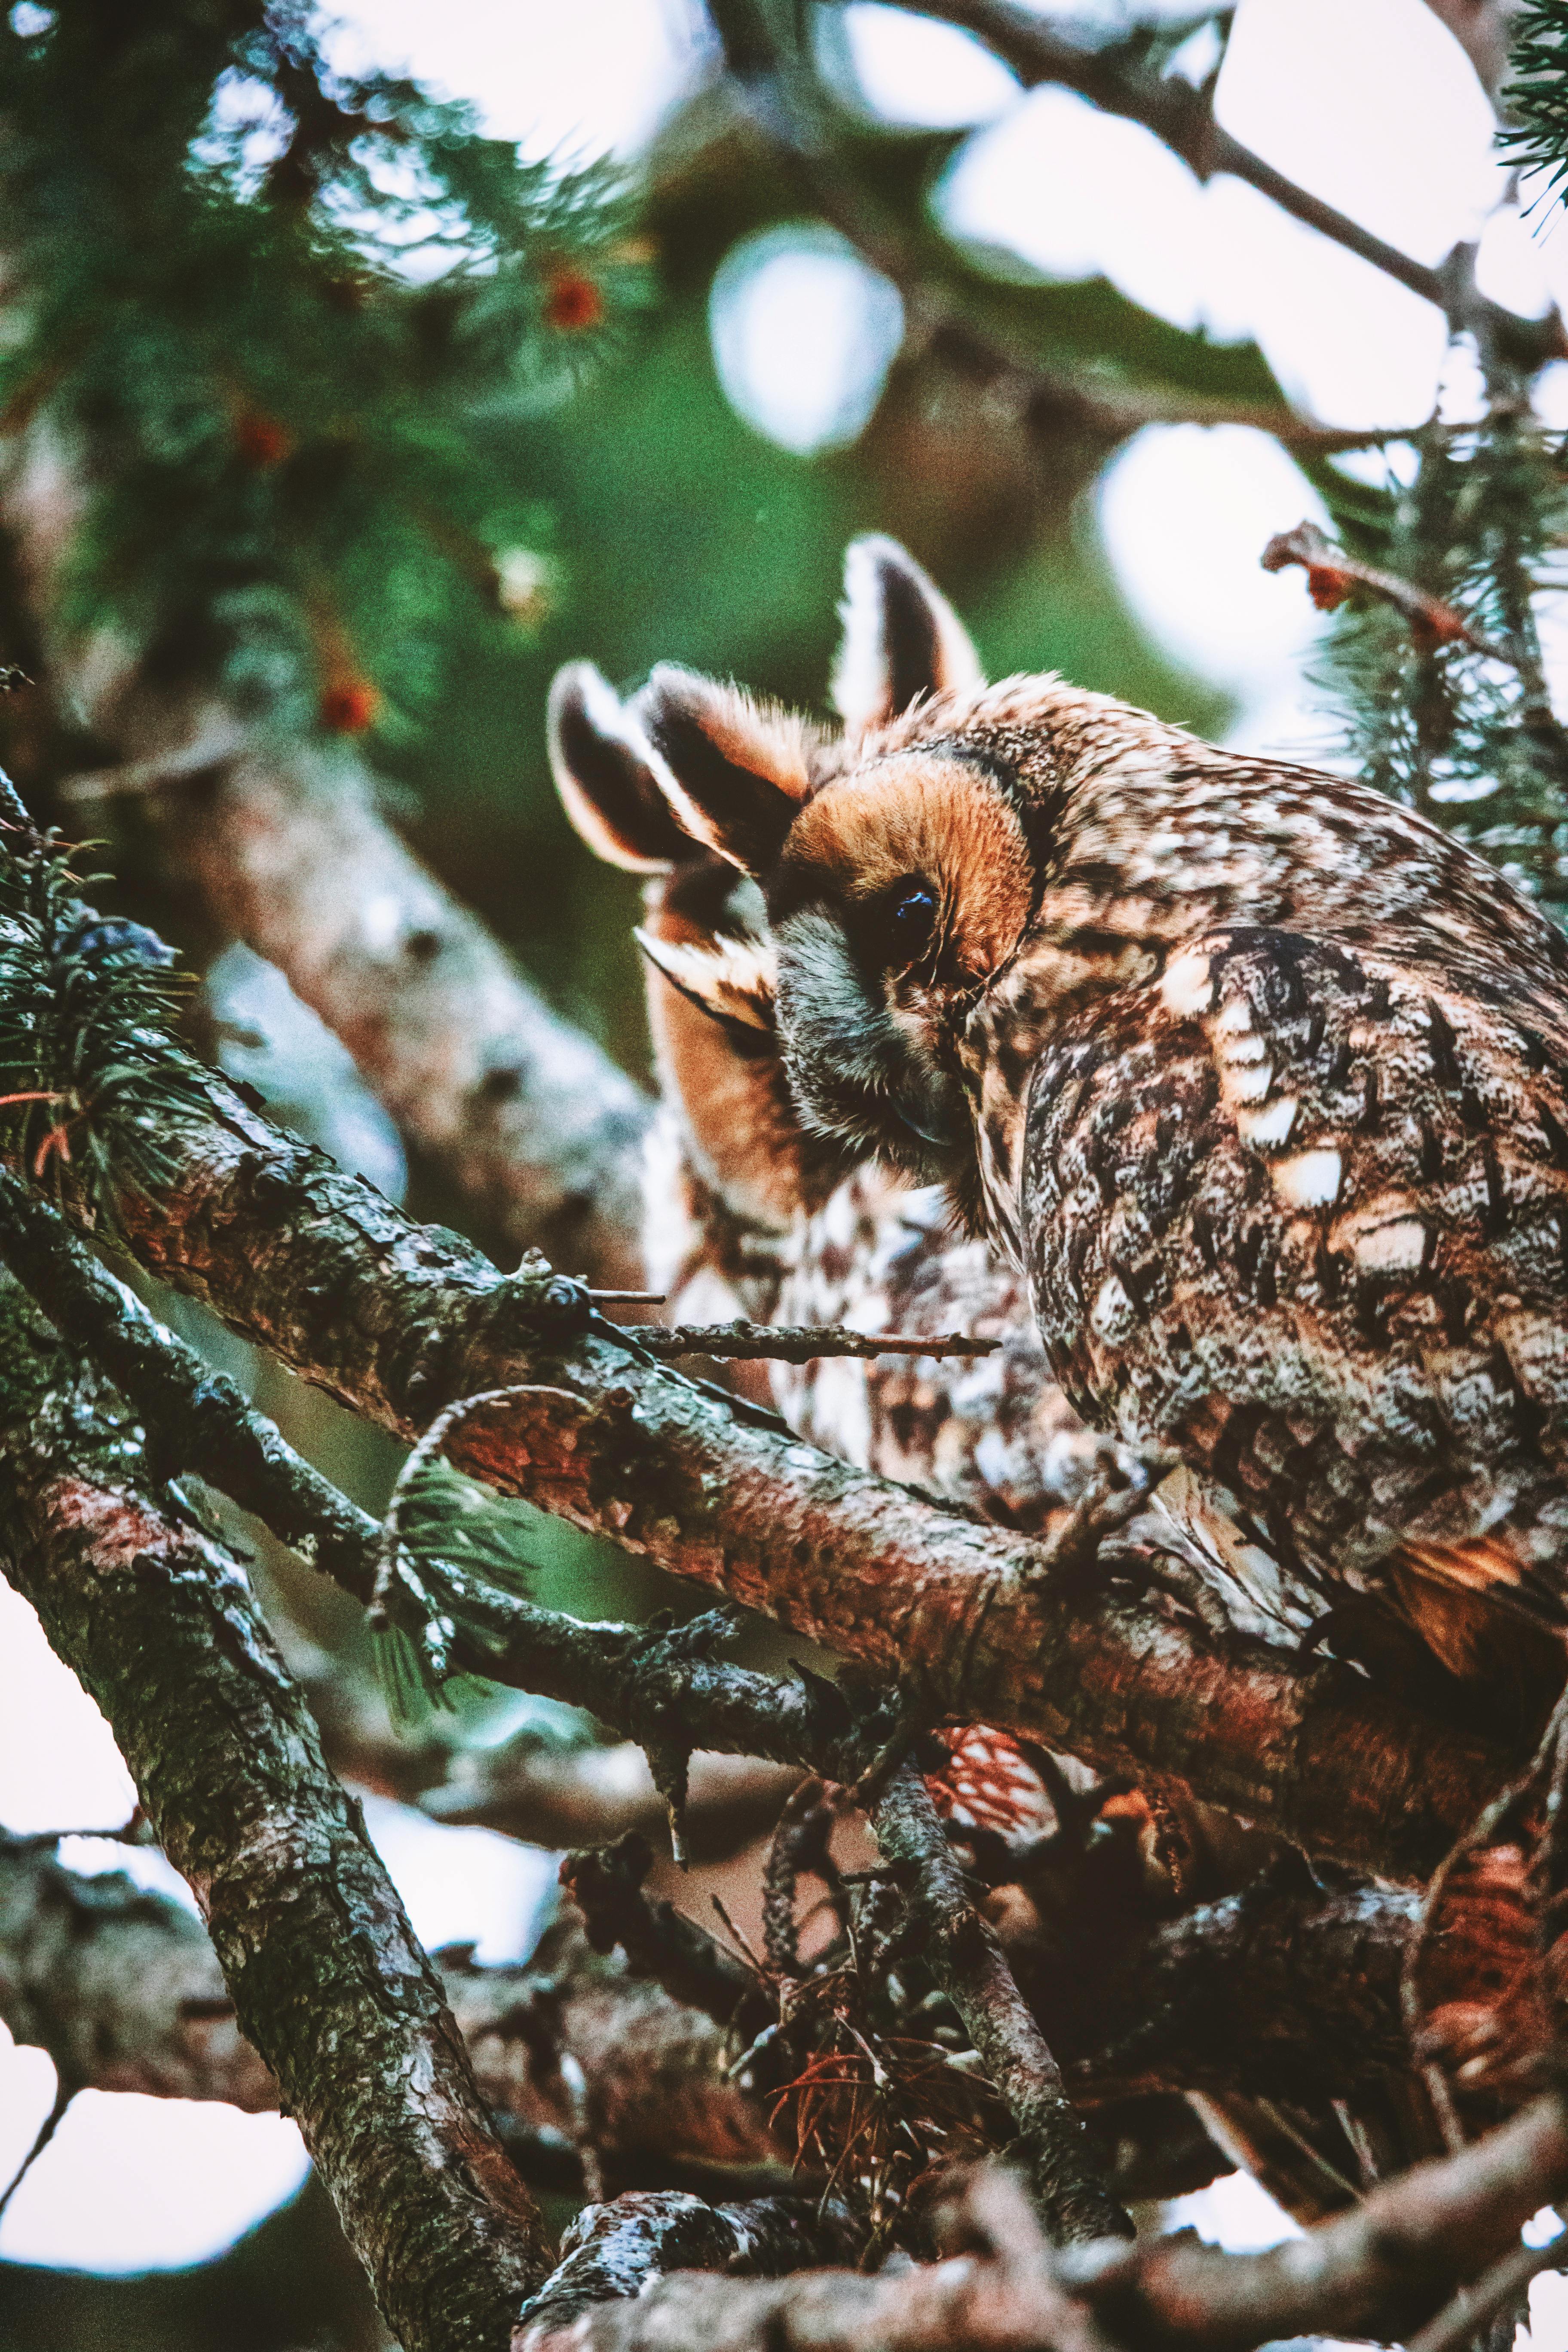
[634,665,812,877]
[635,926,777,1040]
[548,661,694,873]
[831,534,984,737]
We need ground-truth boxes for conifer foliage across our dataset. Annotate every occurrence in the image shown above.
[0,0,647,742]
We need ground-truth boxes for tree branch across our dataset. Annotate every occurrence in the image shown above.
[514,2096,1568,2352]
[0,1270,551,2352]
[0,1836,792,2196]
[871,1761,1132,2246]
[626,1322,1000,1363]
[0,1831,275,2111]
[880,0,1565,371]
[1262,519,1518,662]
[38,1066,1507,1881]
[516,2192,865,2346]
[704,4,1392,453]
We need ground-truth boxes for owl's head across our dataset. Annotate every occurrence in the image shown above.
[547,655,843,1238]
[550,537,1065,1210]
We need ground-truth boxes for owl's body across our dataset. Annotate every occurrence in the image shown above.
[923,680,1568,1625]
[545,545,1498,2218]
[551,540,1568,1664]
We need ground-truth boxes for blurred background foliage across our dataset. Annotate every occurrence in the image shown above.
[0,0,1270,1079]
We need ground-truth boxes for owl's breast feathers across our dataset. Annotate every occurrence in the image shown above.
[1012,919,1568,1634]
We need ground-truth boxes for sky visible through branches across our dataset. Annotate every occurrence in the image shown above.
[6,1,1568,2342]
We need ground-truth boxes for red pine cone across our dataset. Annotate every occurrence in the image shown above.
[543,267,605,333]
[318,677,380,734]
[925,1725,1056,1846]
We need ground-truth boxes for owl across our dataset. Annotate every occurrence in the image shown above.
[552,535,1568,1692]
[546,560,1152,1566]
[548,578,1467,2221]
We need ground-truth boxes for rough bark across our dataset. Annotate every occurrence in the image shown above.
[517,2193,866,2346]
[514,2097,1568,2352]
[0,1273,549,2352]
[871,1762,1132,2247]
[81,1079,1513,1882]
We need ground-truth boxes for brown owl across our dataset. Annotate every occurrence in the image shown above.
[555,536,1568,1690]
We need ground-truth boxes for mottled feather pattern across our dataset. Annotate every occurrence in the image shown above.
[1017,916,1568,1614]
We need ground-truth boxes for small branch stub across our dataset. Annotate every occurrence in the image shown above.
[623,1321,1001,1364]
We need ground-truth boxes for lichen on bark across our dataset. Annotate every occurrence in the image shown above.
[0,1272,550,2352]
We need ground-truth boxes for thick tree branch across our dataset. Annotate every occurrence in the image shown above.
[28,1068,1506,1880]
[517,2193,865,2346]
[515,2096,1568,2352]
[0,1272,550,2352]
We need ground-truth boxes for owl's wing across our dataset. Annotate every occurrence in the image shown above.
[1020,921,1568,1644]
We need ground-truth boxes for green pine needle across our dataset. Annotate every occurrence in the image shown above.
[371,1458,555,1721]
[1502,3,1568,202]
[0,831,213,1220]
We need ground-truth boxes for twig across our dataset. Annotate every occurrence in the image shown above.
[704,3,1392,455]
[871,1759,1132,2246]
[0,2076,72,2222]
[627,1321,1001,1363]
[561,1833,775,2043]
[1262,521,1518,662]
[1406,2228,1567,2352]
[881,0,1565,371]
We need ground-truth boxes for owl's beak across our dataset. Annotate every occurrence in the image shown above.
[893,1070,965,1150]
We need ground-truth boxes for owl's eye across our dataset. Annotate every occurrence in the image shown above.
[881,880,939,971]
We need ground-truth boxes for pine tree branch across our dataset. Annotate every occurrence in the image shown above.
[1262,520,1521,662]
[6,1056,1502,1881]
[513,2097,1568,2352]
[875,0,1565,373]
[871,1760,1133,2246]
[703,3,1393,454]
[0,1270,552,2352]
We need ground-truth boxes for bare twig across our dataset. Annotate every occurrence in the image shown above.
[628,1321,1001,1363]
[1406,2229,1567,2352]
[562,1834,775,2043]
[872,1760,1132,2246]
[879,0,1565,371]
[1262,520,1518,662]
